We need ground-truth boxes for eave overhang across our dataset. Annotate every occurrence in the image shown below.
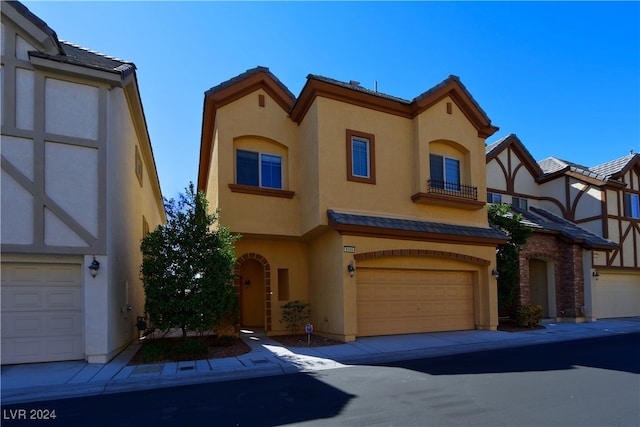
[328,210,508,247]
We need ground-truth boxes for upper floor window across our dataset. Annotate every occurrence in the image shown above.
[236,149,282,189]
[625,193,639,218]
[346,129,376,184]
[429,154,460,191]
[512,197,528,210]
[487,192,502,204]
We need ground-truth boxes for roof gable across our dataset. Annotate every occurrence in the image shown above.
[485,133,543,178]
[3,1,63,56]
[412,75,498,138]
[290,74,498,138]
[198,66,297,190]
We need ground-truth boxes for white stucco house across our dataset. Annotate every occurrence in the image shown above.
[1,1,165,364]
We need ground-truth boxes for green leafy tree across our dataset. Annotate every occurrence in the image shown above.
[140,183,239,337]
[488,203,532,314]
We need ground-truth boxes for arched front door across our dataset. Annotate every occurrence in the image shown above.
[239,258,265,327]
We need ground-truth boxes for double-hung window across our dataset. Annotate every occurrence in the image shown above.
[352,138,370,178]
[429,154,460,191]
[236,149,282,189]
[346,129,376,184]
[625,193,640,218]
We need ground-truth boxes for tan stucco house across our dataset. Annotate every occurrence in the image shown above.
[486,134,639,321]
[198,67,508,341]
[1,2,165,364]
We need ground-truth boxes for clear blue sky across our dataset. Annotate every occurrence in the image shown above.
[22,1,640,200]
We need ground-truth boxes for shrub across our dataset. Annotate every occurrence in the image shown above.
[516,304,544,328]
[280,300,310,335]
[140,183,239,338]
[488,203,533,314]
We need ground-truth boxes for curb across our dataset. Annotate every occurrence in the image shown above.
[2,321,639,405]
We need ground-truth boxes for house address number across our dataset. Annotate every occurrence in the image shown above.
[343,246,355,253]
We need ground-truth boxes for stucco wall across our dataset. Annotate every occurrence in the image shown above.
[214,89,300,236]
[308,230,348,339]
[105,86,165,360]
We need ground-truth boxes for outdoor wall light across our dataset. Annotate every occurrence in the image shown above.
[592,271,600,278]
[88,256,100,278]
[347,261,356,277]
[244,279,251,287]
[491,268,500,278]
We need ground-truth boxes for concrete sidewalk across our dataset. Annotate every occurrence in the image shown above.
[2,317,639,405]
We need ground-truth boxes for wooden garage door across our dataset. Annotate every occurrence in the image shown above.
[1,262,83,364]
[357,268,474,336]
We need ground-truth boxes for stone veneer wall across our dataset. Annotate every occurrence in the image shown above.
[518,232,585,319]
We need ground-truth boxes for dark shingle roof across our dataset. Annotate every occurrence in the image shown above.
[520,206,617,249]
[29,41,135,78]
[7,1,64,54]
[590,153,638,178]
[206,66,296,101]
[538,156,613,182]
[327,210,508,242]
[485,134,510,155]
[10,1,135,79]
[538,157,569,174]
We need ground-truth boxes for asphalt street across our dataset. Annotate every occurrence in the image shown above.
[2,333,638,427]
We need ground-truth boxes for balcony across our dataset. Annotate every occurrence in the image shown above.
[427,180,478,200]
[411,180,484,210]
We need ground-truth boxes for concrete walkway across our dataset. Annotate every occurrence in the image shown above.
[2,317,639,405]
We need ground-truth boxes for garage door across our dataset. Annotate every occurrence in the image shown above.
[357,268,474,336]
[1,262,84,364]
[593,272,640,319]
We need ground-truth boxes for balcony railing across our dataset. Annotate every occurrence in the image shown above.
[427,180,478,201]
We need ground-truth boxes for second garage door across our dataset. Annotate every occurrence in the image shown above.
[1,261,84,364]
[357,268,474,336]
[593,272,640,319]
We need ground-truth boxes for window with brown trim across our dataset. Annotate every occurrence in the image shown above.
[346,129,376,184]
[625,193,639,218]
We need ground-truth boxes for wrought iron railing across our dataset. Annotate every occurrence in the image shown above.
[427,180,478,200]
